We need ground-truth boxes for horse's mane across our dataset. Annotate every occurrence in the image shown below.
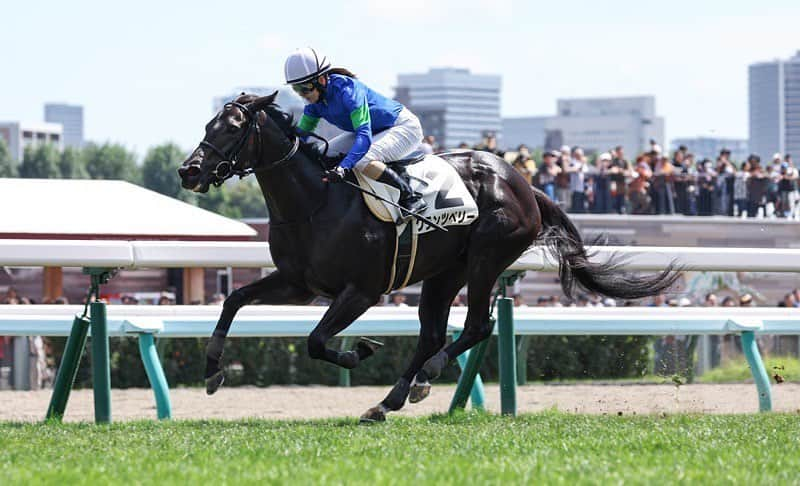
[232,94,321,161]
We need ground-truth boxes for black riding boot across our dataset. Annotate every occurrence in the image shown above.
[377,167,427,217]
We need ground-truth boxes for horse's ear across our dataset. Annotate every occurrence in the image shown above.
[251,91,279,111]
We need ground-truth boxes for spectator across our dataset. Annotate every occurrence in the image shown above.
[609,146,631,214]
[777,161,797,218]
[714,151,735,216]
[733,161,750,217]
[592,152,613,213]
[511,144,537,186]
[555,145,572,209]
[747,155,768,217]
[653,155,676,214]
[697,159,716,216]
[567,147,588,213]
[390,292,408,307]
[537,150,561,200]
[629,154,652,214]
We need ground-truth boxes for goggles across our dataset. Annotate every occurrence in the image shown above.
[292,82,316,95]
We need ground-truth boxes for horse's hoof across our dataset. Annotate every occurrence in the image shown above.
[206,371,224,395]
[408,382,431,403]
[359,406,387,424]
[356,337,384,360]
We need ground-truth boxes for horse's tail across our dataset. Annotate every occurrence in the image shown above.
[533,189,682,301]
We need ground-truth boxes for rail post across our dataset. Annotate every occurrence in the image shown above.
[449,329,490,413]
[138,333,172,419]
[46,315,91,420]
[741,331,772,412]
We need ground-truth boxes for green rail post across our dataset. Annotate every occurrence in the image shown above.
[453,331,486,410]
[497,295,517,415]
[138,333,172,420]
[516,335,529,386]
[90,301,111,423]
[741,331,772,412]
[339,337,354,387]
[46,315,91,420]
[449,332,491,413]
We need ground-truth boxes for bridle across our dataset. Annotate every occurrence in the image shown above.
[198,101,300,186]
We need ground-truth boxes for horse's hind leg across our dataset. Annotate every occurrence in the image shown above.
[415,242,530,386]
[363,267,467,421]
[206,270,313,394]
[306,284,379,369]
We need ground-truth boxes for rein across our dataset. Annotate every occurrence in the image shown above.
[199,101,301,186]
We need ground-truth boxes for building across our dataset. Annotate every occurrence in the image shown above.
[544,96,665,153]
[44,103,84,148]
[0,121,63,161]
[749,51,800,158]
[500,117,548,151]
[213,86,341,140]
[670,137,749,162]
[395,68,501,149]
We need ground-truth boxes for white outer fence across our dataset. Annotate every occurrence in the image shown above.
[2,239,800,272]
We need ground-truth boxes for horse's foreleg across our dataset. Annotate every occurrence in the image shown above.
[205,270,313,394]
[307,284,377,369]
[391,268,467,411]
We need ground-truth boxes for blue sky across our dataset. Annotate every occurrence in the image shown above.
[2,0,799,158]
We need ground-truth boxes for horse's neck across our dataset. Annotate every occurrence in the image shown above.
[255,153,327,224]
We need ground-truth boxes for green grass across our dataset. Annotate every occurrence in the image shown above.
[2,412,799,484]
[698,356,800,383]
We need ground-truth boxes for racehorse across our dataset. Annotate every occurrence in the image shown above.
[178,92,681,421]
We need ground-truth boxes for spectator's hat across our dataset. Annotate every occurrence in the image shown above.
[560,145,571,154]
[739,293,753,305]
[599,152,612,162]
[773,152,783,161]
[747,154,760,163]
[573,147,584,156]
[544,150,560,158]
[678,297,692,307]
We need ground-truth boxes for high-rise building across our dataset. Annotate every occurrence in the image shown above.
[545,96,664,153]
[502,96,665,154]
[0,121,63,161]
[395,68,501,149]
[213,86,341,140]
[44,103,84,148]
[670,137,749,162]
[749,51,800,158]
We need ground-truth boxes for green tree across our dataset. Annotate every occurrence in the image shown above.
[195,179,267,219]
[19,144,60,178]
[58,147,88,179]
[0,138,17,177]
[83,142,140,183]
[142,143,187,200]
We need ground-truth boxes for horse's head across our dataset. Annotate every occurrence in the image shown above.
[179,91,299,192]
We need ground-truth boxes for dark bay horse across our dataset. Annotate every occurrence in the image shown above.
[178,92,680,421]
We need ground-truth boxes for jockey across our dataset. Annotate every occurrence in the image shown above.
[284,47,427,216]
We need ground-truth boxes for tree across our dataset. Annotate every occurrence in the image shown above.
[59,147,88,179]
[83,142,140,183]
[0,138,17,177]
[142,143,187,200]
[195,179,267,219]
[19,144,60,178]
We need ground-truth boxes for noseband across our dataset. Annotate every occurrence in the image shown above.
[199,101,300,186]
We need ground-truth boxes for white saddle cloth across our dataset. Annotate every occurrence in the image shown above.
[354,154,479,234]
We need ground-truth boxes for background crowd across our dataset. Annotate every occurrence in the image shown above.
[422,133,800,218]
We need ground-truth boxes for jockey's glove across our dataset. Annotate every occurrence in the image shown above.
[324,166,347,183]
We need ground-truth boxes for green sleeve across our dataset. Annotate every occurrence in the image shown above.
[297,114,320,133]
[349,104,371,130]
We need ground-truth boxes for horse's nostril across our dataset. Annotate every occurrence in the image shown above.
[179,165,201,178]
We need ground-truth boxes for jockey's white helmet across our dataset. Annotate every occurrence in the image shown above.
[284,47,332,84]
